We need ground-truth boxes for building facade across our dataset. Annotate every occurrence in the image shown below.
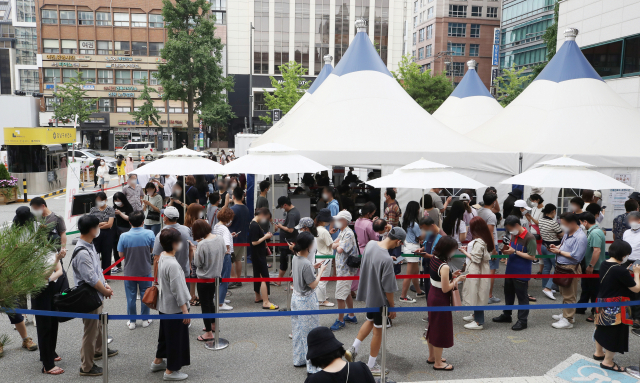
[408,0,502,88]
[0,0,39,95]
[226,0,405,143]
[35,0,227,151]
[557,0,640,111]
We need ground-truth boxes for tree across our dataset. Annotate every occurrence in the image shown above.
[531,1,559,79]
[52,71,97,127]
[129,79,161,129]
[201,95,235,151]
[392,54,454,114]
[259,61,310,125]
[494,65,532,107]
[157,0,233,149]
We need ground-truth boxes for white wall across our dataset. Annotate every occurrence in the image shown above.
[0,96,40,145]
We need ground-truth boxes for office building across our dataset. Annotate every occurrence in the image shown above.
[557,0,640,111]
[0,0,39,95]
[408,0,502,89]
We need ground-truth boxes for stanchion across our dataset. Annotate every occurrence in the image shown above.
[23,179,27,202]
[380,306,387,383]
[100,312,109,383]
[205,277,229,351]
[244,252,248,278]
[628,357,640,379]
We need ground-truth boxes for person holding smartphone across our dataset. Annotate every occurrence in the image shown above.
[250,208,279,310]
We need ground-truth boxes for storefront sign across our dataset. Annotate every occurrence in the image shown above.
[159,120,184,125]
[108,92,135,97]
[51,62,79,67]
[106,56,133,62]
[82,85,95,90]
[45,84,54,89]
[155,58,167,63]
[86,117,106,124]
[4,127,76,145]
[104,86,138,91]
[80,41,94,49]
[118,120,146,126]
[106,63,140,68]
[46,54,75,61]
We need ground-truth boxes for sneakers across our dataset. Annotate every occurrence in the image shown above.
[422,317,429,323]
[463,315,475,322]
[319,301,335,307]
[219,303,233,311]
[345,346,358,362]
[344,315,358,324]
[21,337,37,351]
[163,371,188,381]
[488,296,501,304]
[399,296,417,303]
[127,321,136,330]
[492,314,512,323]
[330,319,345,331]
[151,360,167,372]
[415,291,426,297]
[369,362,389,376]
[79,364,103,376]
[111,266,122,274]
[142,319,153,328]
[228,282,241,289]
[94,348,118,360]
[542,289,556,300]
[552,317,574,329]
[464,321,483,330]
[224,299,231,304]
[551,314,563,321]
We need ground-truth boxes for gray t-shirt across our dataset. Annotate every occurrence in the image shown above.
[157,254,191,314]
[477,207,498,246]
[153,223,195,275]
[194,236,226,279]
[283,207,301,241]
[356,241,399,307]
[256,195,269,209]
[429,191,444,210]
[292,255,316,296]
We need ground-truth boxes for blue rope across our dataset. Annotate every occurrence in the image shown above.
[4,308,100,320]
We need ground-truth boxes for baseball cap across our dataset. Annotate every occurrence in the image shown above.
[459,193,470,201]
[164,206,180,219]
[514,199,531,211]
[276,196,291,209]
[388,227,407,242]
[295,217,314,230]
[334,210,352,223]
[594,191,602,199]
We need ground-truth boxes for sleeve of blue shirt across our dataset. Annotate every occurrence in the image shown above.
[572,234,588,263]
[329,201,339,216]
[117,233,126,253]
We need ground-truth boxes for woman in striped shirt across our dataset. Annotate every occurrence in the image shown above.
[539,204,564,300]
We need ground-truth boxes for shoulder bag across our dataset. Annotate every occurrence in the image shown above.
[345,230,362,269]
[53,247,103,314]
[142,255,161,310]
[594,264,633,326]
[145,195,161,221]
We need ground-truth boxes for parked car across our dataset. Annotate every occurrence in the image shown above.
[68,149,118,174]
[116,142,156,161]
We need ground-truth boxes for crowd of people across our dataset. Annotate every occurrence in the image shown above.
[7,167,640,380]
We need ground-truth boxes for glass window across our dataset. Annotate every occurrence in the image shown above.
[42,9,57,24]
[448,22,466,37]
[419,28,425,42]
[133,70,147,84]
[169,107,182,113]
[471,6,482,17]
[114,13,129,26]
[97,41,112,55]
[418,47,424,60]
[212,11,225,24]
[16,0,36,23]
[419,11,423,23]
[19,69,38,95]
[487,7,498,18]
[470,44,479,57]
[426,44,432,58]
[60,10,75,25]
[62,68,76,83]
[471,24,480,38]
[449,5,466,18]
[78,11,94,25]
[114,41,130,55]
[79,40,95,54]
[426,24,433,39]
[149,14,163,28]
[44,68,59,83]
[115,70,131,84]
[412,50,416,58]
[15,27,37,65]
[81,69,95,83]
[413,16,417,28]
[131,13,147,27]
[448,42,465,56]
[414,0,418,13]
[131,41,147,56]
[117,106,131,113]
[427,6,434,19]
[211,0,226,11]
[582,41,622,78]
[149,71,159,85]
[43,39,59,53]
[99,98,113,112]
[96,12,111,26]
[98,69,113,84]
[61,40,77,54]
[623,36,640,75]
[448,62,465,77]
[149,42,163,56]
[412,32,416,45]
[45,97,56,112]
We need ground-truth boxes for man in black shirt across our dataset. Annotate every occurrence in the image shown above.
[275,196,300,282]
[93,158,102,187]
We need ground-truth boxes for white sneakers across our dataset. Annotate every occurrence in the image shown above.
[142,319,153,328]
[551,314,563,321]
[164,371,188,381]
[127,321,136,330]
[552,317,574,329]
[463,315,475,322]
[319,301,336,307]
[219,303,233,311]
[128,320,152,329]
[464,321,483,330]
[542,289,556,300]
[224,299,231,304]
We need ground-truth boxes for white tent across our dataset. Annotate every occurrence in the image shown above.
[433,60,503,135]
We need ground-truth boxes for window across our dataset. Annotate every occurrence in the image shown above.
[114,41,129,55]
[426,44,432,58]
[169,107,182,113]
[19,69,38,95]
[471,6,482,17]
[44,68,59,83]
[81,69,95,83]
[97,41,112,55]
[15,27,37,65]
[133,70,147,84]
[487,7,498,18]
[117,106,131,113]
[60,10,75,24]
[149,14,163,28]
[426,24,433,39]
[449,5,466,18]
[78,11,93,25]
[96,12,111,26]
[61,40,77,54]
[98,69,113,84]
[131,14,147,27]
[470,44,479,57]
[414,1,418,13]
[412,50,416,58]
[80,40,95,54]
[43,39,59,54]
[424,63,431,71]
[419,28,425,42]
[212,11,225,24]
[413,16,417,28]
[448,62,465,77]
[131,41,147,56]
[582,41,623,77]
[114,13,129,27]
[448,23,466,37]
[41,9,57,24]
[45,97,56,112]
[115,70,131,84]
[62,69,76,83]
[418,47,424,60]
[471,24,480,38]
[99,99,113,112]
[427,7,434,19]
[149,71,159,85]
[624,36,640,75]
[419,11,423,23]
[149,42,163,56]
[448,42,465,56]
[16,0,36,22]
[412,32,416,45]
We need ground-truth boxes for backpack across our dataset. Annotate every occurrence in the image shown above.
[53,247,102,314]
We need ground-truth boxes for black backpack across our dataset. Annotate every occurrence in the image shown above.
[53,247,103,314]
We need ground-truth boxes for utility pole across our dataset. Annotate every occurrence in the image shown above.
[249,22,255,133]
[436,44,455,85]
[54,77,58,128]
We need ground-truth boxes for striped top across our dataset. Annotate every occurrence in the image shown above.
[539,216,563,245]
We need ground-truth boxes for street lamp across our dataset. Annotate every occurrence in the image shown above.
[249,22,255,133]
[436,45,456,85]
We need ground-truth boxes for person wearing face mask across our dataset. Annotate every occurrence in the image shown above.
[399,201,424,303]
[112,192,134,274]
[89,192,116,275]
[476,193,501,304]
[622,211,640,330]
[152,206,196,288]
[416,218,443,307]
[276,196,301,286]
[250,208,279,310]
[96,160,109,192]
[345,227,403,376]
[163,175,177,205]
[428,188,451,215]
[206,192,221,230]
[183,176,200,206]
[142,182,163,235]
[353,203,378,295]
[548,212,588,329]
[539,204,564,300]
[122,174,144,211]
[125,154,134,178]
[492,215,537,331]
[322,186,341,239]
[212,204,234,311]
[315,209,336,307]
[184,203,206,306]
[568,196,585,215]
[576,212,606,322]
[613,199,638,240]
[29,197,67,260]
[330,211,358,331]
[228,187,251,287]
[256,180,271,229]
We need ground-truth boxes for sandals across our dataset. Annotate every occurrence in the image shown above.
[42,366,65,375]
[254,299,263,304]
[600,362,626,372]
[262,303,279,310]
[197,335,214,342]
[190,298,201,307]
[593,354,605,361]
[54,356,62,362]
[528,295,537,302]
[426,358,447,365]
[433,363,454,371]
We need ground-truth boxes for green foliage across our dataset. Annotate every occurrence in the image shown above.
[52,71,97,126]
[129,79,161,128]
[531,1,559,79]
[0,164,10,181]
[259,61,309,125]
[494,65,532,107]
[392,54,454,114]
[156,0,234,147]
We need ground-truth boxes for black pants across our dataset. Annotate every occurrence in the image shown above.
[156,312,190,372]
[112,226,130,264]
[93,228,114,274]
[31,283,59,371]
[422,257,431,302]
[280,247,291,272]
[196,283,216,331]
[252,255,271,295]
[577,275,600,315]
[94,171,99,187]
[503,278,529,323]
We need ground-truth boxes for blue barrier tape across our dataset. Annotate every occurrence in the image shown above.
[5,308,100,320]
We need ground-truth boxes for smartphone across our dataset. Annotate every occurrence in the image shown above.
[322,259,331,266]
[236,231,242,235]
[285,239,292,245]
[393,256,405,265]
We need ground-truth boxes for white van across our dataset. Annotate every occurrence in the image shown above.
[116,142,156,161]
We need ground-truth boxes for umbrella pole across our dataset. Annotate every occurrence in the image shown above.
[422,188,425,215]
[561,187,565,214]
[271,174,275,272]
[184,176,187,212]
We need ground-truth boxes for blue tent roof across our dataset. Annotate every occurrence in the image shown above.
[450,68,493,99]
[331,32,392,77]
[534,40,603,83]
[308,62,333,94]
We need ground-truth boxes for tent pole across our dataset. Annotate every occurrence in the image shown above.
[561,187,565,214]
[422,188,425,215]
[184,176,187,214]
[271,174,275,270]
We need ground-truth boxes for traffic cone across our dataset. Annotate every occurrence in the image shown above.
[141,156,145,163]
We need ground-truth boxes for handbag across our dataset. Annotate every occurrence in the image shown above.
[451,285,462,306]
[145,196,161,221]
[53,247,103,314]
[594,264,633,326]
[53,262,73,322]
[142,255,161,310]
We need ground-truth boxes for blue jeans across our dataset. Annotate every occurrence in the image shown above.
[473,310,485,325]
[541,245,558,290]
[219,253,232,305]
[124,276,152,316]
[144,224,161,236]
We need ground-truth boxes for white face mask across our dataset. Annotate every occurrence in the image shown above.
[259,218,268,224]
[568,205,577,212]
[631,222,640,230]
[560,224,569,232]
[97,200,106,207]
[95,227,101,237]
[147,192,154,197]
[231,183,237,189]
[100,161,105,166]
[322,193,330,201]
[623,255,630,263]
[527,199,536,208]
[580,224,586,230]
[31,208,43,217]
[174,189,182,196]
[115,201,123,207]
[198,212,204,219]
[174,242,183,252]
[334,221,343,230]
[509,229,519,235]
[421,230,428,237]
[129,180,136,186]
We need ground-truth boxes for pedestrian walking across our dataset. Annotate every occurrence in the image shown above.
[89,192,116,274]
[116,157,126,186]
[125,154,134,177]
[96,160,109,191]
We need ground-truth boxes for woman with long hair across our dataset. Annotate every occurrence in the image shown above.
[195,175,209,206]
[426,236,466,371]
[460,217,494,330]
[184,203,205,306]
[400,201,424,302]
[442,201,466,246]
[212,207,235,311]
[422,194,441,228]
[125,154,134,178]
[96,159,109,192]
[184,175,199,206]
[112,191,133,274]
[89,191,115,274]
[142,182,163,235]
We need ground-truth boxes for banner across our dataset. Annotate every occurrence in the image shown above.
[64,162,81,231]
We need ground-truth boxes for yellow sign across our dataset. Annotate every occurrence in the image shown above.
[4,128,76,145]
[46,54,76,61]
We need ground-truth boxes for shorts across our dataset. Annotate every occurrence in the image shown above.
[335,279,352,300]
[231,246,246,263]
[366,307,384,328]
[280,246,292,272]
[489,258,500,270]
[402,242,420,263]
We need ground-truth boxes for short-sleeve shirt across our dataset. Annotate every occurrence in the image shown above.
[613,212,630,240]
[316,226,334,255]
[429,191,444,210]
[117,227,156,276]
[425,207,442,228]
[585,224,606,270]
[283,207,301,241]
[335,227,358,277]
[477,207,497,246]
[357,241,399,307]
[539,215,563,245]
[451,220,467,247]
[256,196,269,209]
[114,203,133,228]
[229,203,251,244]
[89,206,115,223]
[153,223,195,275]
[504,228,537,281]
[598,261,636,299]
[623,228,640,261]
[292,255,316,296]
[144,194,164,225]
[123,184,144,211]
[404,221,421,245]
[212,223,233,254]
[43,212,66,250]
[384,201,401,227]
[249,220,267,259]
[558,229,588,265]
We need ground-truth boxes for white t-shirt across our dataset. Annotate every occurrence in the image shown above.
[623,228,640,261]
[164,176,176,197]
[309,238,317,265]
[529,206,544,234]
[452,220,467,247]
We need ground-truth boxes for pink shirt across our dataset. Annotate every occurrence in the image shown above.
[354,217,380,254]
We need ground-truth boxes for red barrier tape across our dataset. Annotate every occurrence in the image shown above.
[102,257,124,274]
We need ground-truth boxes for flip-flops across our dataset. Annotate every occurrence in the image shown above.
[433,364,454,371]
[262,303,279,310]
[42,367,65,375]
[600,362,626,372]
[254,300,263,304]
[190,298,201,306]
[426,358,446,365]
[197,335,214,342]
[593,354,605,361]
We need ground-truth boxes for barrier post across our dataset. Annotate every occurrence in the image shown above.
[628,360,640,379]
[381,305,388,383]
[23,179,27,202]
[100,312,109,383]
[244,252,248,278]
[205,277,229,351]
